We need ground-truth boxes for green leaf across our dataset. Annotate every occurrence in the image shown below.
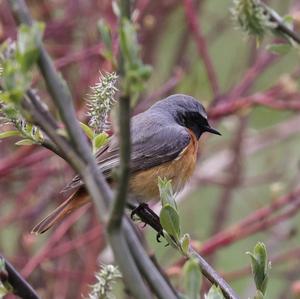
[119,18,152,101]
[158,177,177,210]
[15,139,35,146]
[205,285,225,299]
[112,1,120,17]
[180,233,191,255]
[136,64,152,80]
[159,204,180,240]
[80,122,94,140]
[0,130,21,139]
[56,128,68,138]
[254,290,264,299]
[97,19,112,53]
[30,126,43,143]
[246,242,270,295]
[93,132,108,153]
[282,15,294,27]
[16,22,44,72]
[266,43,291,55]
[183,258,201,299]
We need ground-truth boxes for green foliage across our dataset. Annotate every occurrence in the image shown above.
[158,177,192,255]
[79,123,109,153]
[183,258,201,299]
[97,19,116,67]
[158,177,177,210]
[119,19,152,103]
[0,130,20,139]
[16,23,44,72]
[0,22,45,146]
[180,233,191,256]
[246,242,271,297]
[205,285,225,299]
[266,43,291,55]
[92,132,109,153]
[158,178,181,246]
[80,122,94,140]
[0,22,44,104]
[160,204,181,241]
[0,105,44,145]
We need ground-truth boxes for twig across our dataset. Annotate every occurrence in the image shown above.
[262,2,300,44]
[124,219,180,299]
[209,93,300,119]
[0,255,41,299]
[228,52,277,99]
[107,94,131,230]
[21,205,90,278]
[189,248,239,299]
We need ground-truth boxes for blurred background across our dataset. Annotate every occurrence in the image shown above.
[1,0,300,298]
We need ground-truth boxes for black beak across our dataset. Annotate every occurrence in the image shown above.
[204,125,221,136]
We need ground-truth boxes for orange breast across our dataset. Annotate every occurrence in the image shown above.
[129,130,198,201]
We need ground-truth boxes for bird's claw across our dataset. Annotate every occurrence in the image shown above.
[156,230,164,243]
[129,203,163,243]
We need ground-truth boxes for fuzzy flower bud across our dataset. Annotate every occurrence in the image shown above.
[231,0,277,40]
[87,72,118,134]
[87,264,121,299]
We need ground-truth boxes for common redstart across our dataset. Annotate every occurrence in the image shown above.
[32,94,220,234]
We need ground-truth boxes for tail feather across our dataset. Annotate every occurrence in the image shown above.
[31,190,89,234]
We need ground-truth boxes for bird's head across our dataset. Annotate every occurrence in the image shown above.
[152,94,221,139]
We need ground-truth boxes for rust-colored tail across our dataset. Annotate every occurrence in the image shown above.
[31,189,89,234]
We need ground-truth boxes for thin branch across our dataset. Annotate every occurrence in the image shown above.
[107,95,131,230]
[209,93,300,120]
[0,255,41,299]
[124,219,180,299]
[189,248,239,299]
[262,2,300,44]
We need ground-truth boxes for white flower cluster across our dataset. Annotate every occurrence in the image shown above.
[87,264,121,299]
[87,72,118,134]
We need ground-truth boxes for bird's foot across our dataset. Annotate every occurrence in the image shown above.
[130,203,164,242]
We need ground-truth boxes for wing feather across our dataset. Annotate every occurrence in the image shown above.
[62,112,190,193]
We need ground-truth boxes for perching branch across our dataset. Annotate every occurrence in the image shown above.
[0,255,40,299]
[189,248,239,299]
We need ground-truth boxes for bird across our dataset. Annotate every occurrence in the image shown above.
[32,94,221,234]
